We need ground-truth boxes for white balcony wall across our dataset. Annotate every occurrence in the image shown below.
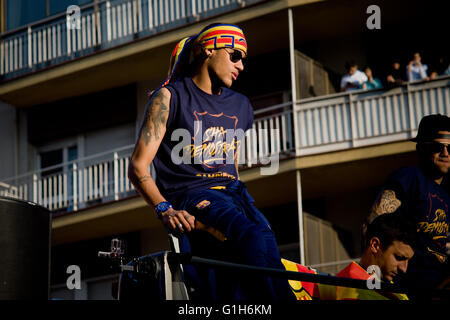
[0,0,264,80]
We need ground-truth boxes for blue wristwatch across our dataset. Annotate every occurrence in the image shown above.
[154,201,172,219]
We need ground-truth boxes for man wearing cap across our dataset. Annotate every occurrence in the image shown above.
[128,23,295,300]
[363,114,450,298]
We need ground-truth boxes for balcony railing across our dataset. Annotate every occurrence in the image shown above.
[0,0,264,81]
[249,76,450,160]
[0,145,138,213]
[0,76,449,213]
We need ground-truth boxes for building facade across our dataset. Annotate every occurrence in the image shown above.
[0,0,448,299]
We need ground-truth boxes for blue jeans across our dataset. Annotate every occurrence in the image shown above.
[176,180,296,301]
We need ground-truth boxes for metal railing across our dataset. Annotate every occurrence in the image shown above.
[0,76,448,213]
[0,145,137,212]
[293,76,450,155]
[248,76,449,161]
[0,0,263,80]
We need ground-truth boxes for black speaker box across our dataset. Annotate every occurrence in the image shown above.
[0,197,51,299]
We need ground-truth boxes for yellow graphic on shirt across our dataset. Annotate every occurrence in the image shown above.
[186,110,244,169]
[417,208,449,235]
[186,126,241,166]
[195,172,237,180]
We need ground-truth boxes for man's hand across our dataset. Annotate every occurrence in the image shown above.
[160,207,196,233]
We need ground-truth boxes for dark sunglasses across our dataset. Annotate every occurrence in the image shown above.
[420,141,449,154]
[223,48,248,65]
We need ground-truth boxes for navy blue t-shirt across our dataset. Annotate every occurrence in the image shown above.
[153,77,254,205]
[384,166,449,258]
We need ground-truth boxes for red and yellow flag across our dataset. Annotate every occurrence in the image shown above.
[281,259,319,300]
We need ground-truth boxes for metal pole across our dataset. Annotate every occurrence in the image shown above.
[73,162,78,211]
[170,253,412,294]
[288,8,300,156]
[114,152,119,201]
[287,9,307,265]
[296,170,306,265]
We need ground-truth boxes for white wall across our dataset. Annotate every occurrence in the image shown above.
[84,123,135,157]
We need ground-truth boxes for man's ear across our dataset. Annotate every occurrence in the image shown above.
[369,237,382,255]
[204,48,213,58]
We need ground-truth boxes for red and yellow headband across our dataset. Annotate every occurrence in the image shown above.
[192,24,247,56]
[158,24,247,89]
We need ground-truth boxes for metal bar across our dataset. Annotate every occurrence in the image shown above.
[86,15,91,49]
[57,24,61,57]
[170,253,406,293]
[66,22,71,55]
[0,42,4,76]
[106,0,112,42]
[63,172,68,207]
[127,2,132,36]
[33,174,38,203]
[99,163,104,197]
[81,16,86,50]
[119,158,124,193]
[42,28,47,62]
[95,10,101,45]
[137,0,143,32]
[288,8,299,155]
[114,152,119,200]
[4,39,9,73]
[296,170,305,265]
[91,166,96,200]
[104,162,109,197]
[83,167,88,203]
[58,174,62,208]
[73,163,78,211]
[51,25,56,60]
[148,0,154,30]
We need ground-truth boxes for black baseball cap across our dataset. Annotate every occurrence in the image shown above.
[411,114,450,142]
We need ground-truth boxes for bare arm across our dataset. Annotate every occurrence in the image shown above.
[128,88,195,232]
[362,189,402,235]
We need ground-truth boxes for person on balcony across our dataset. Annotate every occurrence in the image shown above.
[363,114,450,299]
[406,52,429,82]
[363,67,383,91]
[340,61,368,92]
[429,57,449,80]
[128,23,295,301]
[318,213,415,300]
[386,61,405,89]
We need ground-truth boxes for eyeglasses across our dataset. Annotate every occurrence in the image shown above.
[420,142,449,154]
[223,48,248,65]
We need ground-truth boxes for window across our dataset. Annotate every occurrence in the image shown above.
[39,145,78,175]
[6,0,46,31]
[5,0,93,31]
[38,141,79,211]
[40,148,63,176]
[49,0,92,16]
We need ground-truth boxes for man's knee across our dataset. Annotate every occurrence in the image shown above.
[237,225,276,262]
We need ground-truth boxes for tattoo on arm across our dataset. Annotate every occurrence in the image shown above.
[138,175,152,183]
[140,90,169,145]
[368,189,402,223]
